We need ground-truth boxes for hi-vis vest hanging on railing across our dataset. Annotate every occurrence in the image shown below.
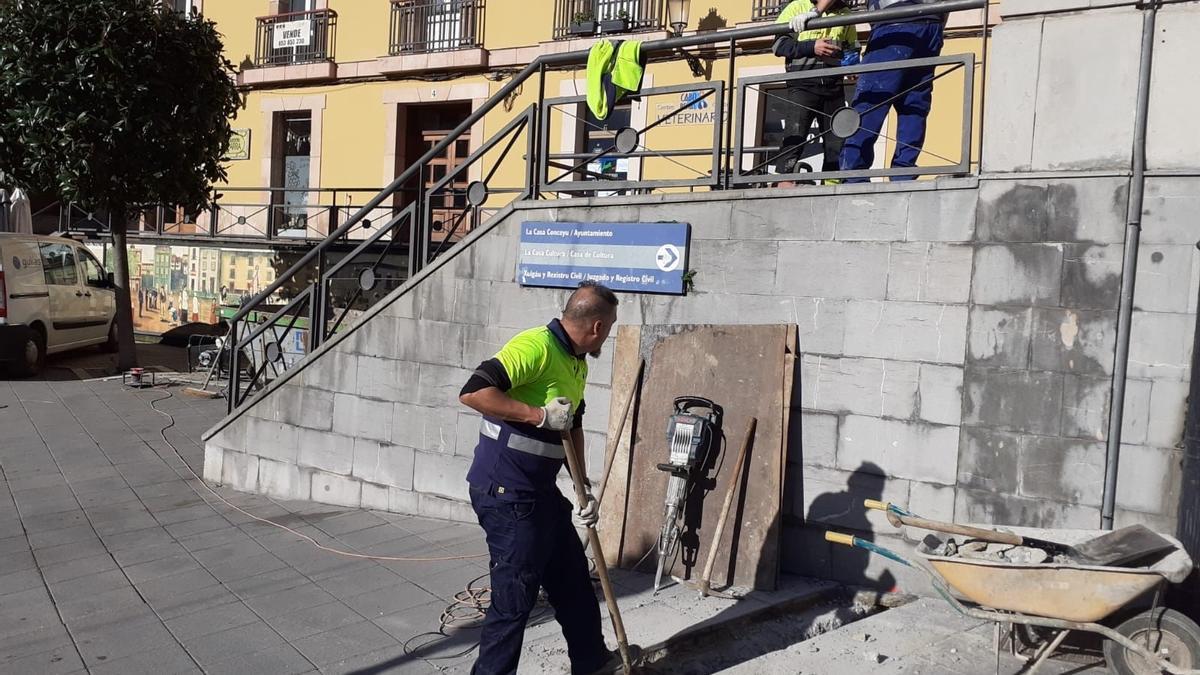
[587,39,646,121]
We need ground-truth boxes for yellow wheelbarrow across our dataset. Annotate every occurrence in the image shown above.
[825,501,1200,675]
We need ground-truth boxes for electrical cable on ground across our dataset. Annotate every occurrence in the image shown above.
[143,379,487,564]
[138,377,569,660]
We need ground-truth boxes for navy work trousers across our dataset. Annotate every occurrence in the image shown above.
[840,20,945,181]
[469,485,607,675]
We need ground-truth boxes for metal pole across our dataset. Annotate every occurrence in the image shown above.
[1101,2,1158,530]
[976,0,991,169]
[722,39,738,189]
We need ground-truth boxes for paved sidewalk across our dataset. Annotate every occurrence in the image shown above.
[0,378,491,675]
[2,377,1098,675]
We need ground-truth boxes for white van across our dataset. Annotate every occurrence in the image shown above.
[0,234,118,377]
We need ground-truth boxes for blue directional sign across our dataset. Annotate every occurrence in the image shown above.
[518,221,690,295]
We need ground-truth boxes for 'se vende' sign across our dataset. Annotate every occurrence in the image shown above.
[273,20,311,49]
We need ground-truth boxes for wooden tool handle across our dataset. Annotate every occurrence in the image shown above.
[699,417,756,595]
[561,431,631,674]
[825,531,855,546]
[596,359,643,506]
[892,513,1024,546]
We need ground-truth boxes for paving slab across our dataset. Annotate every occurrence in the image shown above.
[182,620,290,667]
[0,642,85,675]
[265,600,367,641]
[87,643,200,675]
[163,599,263,642]
[291,620,399,666]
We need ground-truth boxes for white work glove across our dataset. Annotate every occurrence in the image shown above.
[573,491,599,529]
[789,9,820,33]
[538,397,573,431]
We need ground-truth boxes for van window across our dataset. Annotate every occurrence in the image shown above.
[39,243,79,286]
[80,250,107,287]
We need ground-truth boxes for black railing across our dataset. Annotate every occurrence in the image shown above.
[751,0,866,21]
[389,0,485,54]
[225,0,987,413]
[254,9,338,67]
[228,108,536,408]
[63,188,395,244]
[553,0,666,40]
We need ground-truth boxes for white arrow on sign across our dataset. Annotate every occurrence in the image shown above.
[655,244,681,272]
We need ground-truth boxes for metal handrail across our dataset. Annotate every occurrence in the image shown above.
[232,0,984,326]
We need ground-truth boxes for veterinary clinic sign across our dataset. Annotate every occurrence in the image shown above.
[273,19,311,49]
[655,91,717,127]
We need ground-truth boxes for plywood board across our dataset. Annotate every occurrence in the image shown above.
[615,324,793,591]
[597,325,643,566]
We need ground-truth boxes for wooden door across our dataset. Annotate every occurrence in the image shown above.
[422,129,472,245]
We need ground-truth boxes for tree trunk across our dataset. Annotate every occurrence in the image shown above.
[110,211,139,371]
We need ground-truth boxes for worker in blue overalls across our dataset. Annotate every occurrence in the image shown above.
[797,0,946,181]
[459,281,621,675]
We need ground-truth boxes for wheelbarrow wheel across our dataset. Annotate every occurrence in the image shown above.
[1105,607,1200,674]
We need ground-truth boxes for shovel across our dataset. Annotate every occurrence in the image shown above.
[562,431,633,674]
[865,500,1175,568]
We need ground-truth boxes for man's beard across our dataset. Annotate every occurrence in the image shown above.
[588,348,602,359]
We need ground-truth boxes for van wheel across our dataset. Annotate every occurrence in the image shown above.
[13,326,45,378]
[101,321,119,353]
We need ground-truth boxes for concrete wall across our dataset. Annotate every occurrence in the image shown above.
[203,0,1200,592]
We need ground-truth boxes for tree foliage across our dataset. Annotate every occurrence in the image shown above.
[0,0,242,369]
[0,0,242,215]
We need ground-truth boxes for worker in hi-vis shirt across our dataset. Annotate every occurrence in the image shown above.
[459,281,621,675]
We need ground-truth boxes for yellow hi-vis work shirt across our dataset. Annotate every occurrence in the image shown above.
[495,324,588,413]
[466,319,588,493]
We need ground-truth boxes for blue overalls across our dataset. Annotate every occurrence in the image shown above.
[840,0,945,181]
[465,320,608,675]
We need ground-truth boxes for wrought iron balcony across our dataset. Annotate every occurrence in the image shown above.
[553,0,666,40]
[389,0,485,55]
[750,0,787,22]
[254,9,338,68]
[751,0,865,22]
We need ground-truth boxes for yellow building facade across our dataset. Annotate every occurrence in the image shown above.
[198,0,993,240]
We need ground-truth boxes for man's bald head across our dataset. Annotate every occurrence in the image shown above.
[561,281,618,357]
[563,281,618,324]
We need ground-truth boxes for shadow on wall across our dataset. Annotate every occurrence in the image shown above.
[806,462,898,594]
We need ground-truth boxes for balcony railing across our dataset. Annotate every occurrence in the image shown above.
[751,0,865,22]
[750,0,787,21]
[553,0,666,40]
[389,0,485,55]
[254,9,338,67]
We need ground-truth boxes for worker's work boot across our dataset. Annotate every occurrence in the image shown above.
[579,645,643,674]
